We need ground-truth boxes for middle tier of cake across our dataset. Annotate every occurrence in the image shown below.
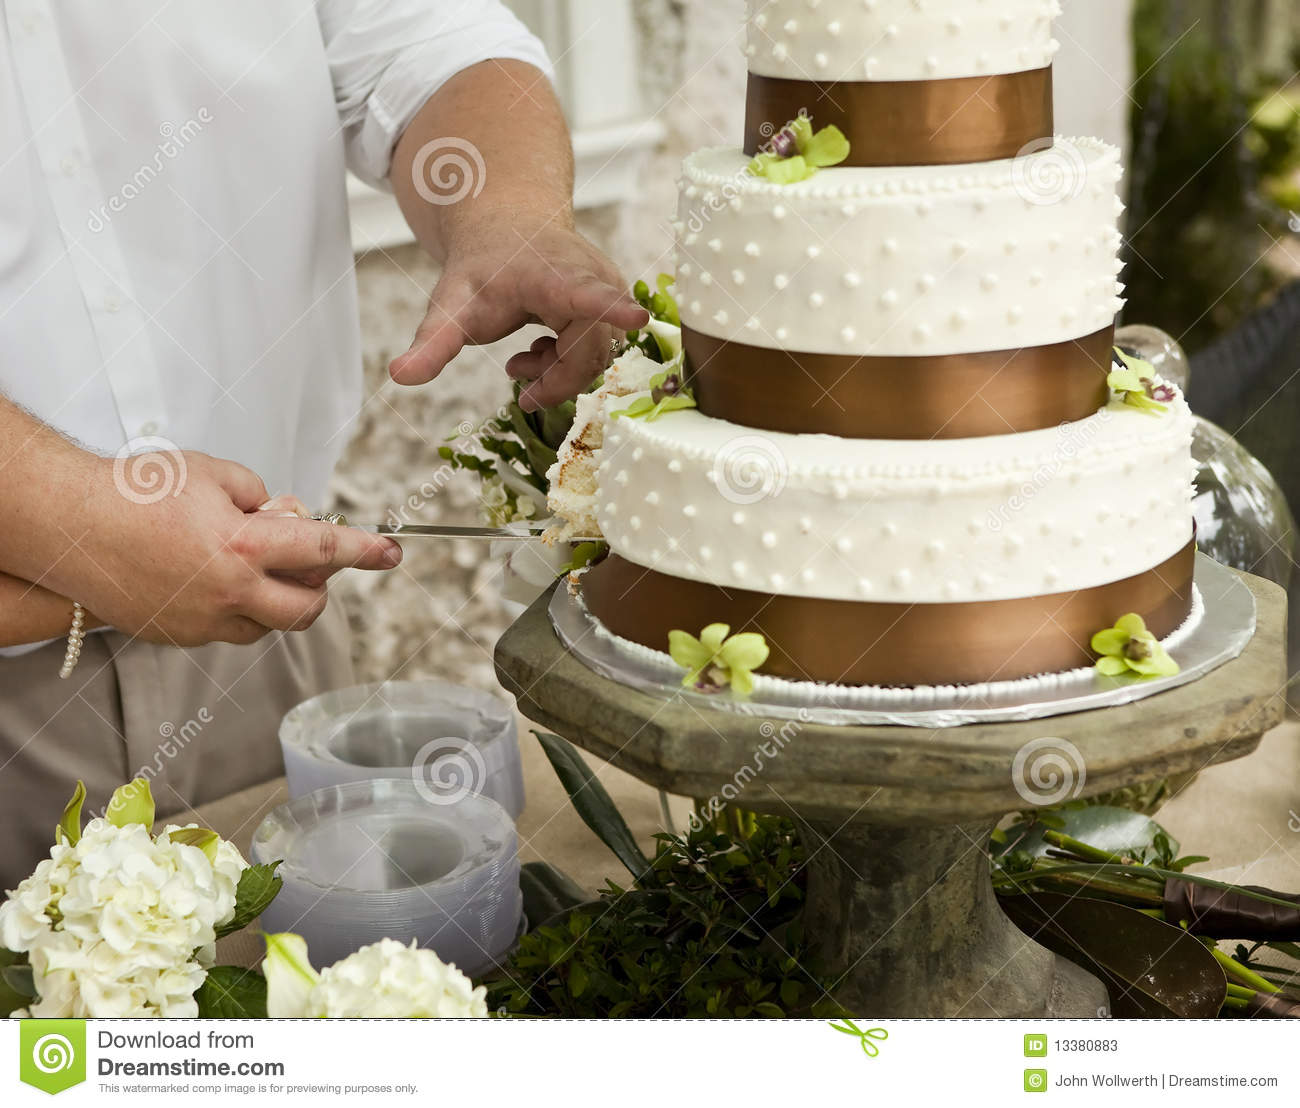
[592,396,1196,606]
[674,141,1125,362]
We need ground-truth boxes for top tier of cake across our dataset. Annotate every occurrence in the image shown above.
[746,0,1062,83]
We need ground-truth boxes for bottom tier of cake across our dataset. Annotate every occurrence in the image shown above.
[582,540,1196,688]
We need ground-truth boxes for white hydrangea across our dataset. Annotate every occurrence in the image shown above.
[0,819,248,1018]
[265,935,488,1018]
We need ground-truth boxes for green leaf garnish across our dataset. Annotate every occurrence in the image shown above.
[801,124,851,168]
[56,780,86,846]
[1091,613,1180,680]
[106,778,154,831]
[748,152,814,184]
[611,371,697,422]
[1109,348,1173,414]
[562,541,608,574]
[668,623,771,696]
[168,826,220,862]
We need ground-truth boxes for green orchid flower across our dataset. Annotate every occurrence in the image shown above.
[1091,613,1180,679]
[668,623,771,696]
[629,275,682,362]
[1109,348,1174,414]
[611,370,697,422]
[748,115,851,184]
[632,274,681,328]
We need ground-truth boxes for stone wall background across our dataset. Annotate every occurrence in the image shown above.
[328,1,747,692]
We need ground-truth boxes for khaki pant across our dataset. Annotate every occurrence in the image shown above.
[0,603,353,891]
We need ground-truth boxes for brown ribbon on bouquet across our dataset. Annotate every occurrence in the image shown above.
[744,66,1054,168]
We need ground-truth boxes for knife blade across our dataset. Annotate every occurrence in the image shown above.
[321,518,602,543]
[310,512,601,543]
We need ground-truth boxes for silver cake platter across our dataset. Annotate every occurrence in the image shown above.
[548,553,1255,728]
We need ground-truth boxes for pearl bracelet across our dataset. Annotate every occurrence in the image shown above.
[58,602,86,680]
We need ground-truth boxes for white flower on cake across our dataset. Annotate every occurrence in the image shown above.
[264,933,488,1018]
[0,781,249,1018]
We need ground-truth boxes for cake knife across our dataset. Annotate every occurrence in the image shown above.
[310,514,598,542]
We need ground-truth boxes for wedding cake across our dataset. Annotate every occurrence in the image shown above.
[549,0,1198,690]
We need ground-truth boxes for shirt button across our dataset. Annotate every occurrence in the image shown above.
[140,422,159,437]
[60,156,77,176]
[104,295,122,313]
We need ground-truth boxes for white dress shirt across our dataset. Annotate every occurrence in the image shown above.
[0,0,550,509]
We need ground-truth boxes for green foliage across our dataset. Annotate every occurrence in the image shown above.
[531,732,653,881]
[1128,2,1300,349]
[488,815,839,1018]
[215,863,282,940]
[194,966,268,1019]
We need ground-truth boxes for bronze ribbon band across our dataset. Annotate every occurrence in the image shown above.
[745,67,1054,168]
[685,325,1115,440]
[583,542,1196,689]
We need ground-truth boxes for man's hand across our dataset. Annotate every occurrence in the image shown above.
[57,452,402,647]
[386,59,648,412]
[389,220,647,410]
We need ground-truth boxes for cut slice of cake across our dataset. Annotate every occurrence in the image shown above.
[543,333,671,544]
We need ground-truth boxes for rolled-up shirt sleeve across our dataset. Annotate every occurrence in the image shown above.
[314,0,555,188]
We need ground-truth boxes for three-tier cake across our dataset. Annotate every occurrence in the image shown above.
[549,0,1198,690]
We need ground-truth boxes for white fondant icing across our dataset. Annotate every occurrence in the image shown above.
[593,391,1196,604]
[675,141,1124,357]
[745,0,1062,83]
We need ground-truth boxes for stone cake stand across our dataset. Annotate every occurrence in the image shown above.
[494,571,1288,1018]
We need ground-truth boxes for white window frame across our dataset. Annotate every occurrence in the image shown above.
[348,0,664,252]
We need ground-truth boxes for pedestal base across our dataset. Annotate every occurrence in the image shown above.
[495,569,1286,1017]
[800,821,1106,1017]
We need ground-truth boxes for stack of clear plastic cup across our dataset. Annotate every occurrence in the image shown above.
[251,779,522,975]
[278,680,524,819]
